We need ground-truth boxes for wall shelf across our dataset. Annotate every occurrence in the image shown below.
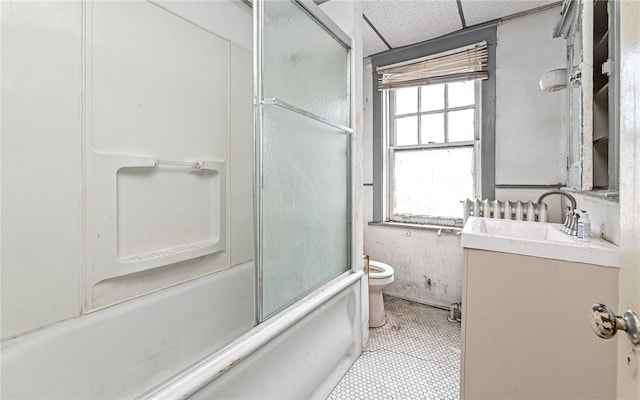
[558,0,616,192]
[594,31,609,60]
[594,82,609,107]
[591,0,611,188]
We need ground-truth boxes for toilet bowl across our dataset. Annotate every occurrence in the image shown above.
[368,260,395,328]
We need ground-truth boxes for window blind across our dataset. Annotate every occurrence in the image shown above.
[377,41,488,90]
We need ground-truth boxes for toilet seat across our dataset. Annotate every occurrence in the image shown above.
[369,261,394,279]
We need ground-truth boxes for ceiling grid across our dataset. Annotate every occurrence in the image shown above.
[362,0,558,57]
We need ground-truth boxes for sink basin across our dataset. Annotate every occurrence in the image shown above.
[480,218,576,243]
[461,217,619,267]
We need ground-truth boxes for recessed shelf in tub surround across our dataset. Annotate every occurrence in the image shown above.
[86,152,227,310]
[83,1,231,310]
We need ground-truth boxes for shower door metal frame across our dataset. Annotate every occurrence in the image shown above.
[253,0,354,323]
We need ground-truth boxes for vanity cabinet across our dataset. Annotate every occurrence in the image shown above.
[460,249,618,399]
[554,0,618,192]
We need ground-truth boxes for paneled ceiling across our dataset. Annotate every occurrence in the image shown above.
[363,0,559,56]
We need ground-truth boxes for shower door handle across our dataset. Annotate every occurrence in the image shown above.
[590,303,640,345]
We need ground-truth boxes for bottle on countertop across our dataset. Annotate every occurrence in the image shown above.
[577,210,591,241]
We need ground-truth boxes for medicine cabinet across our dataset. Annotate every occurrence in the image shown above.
[554,0,618,195]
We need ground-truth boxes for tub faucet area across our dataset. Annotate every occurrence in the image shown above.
[535,190,578,235]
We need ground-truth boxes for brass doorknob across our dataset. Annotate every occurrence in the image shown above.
[591,303,640,345]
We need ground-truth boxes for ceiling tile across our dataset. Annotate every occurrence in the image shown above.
[363,0,463,49]
[363,19,391,57]
[461,0,558,26]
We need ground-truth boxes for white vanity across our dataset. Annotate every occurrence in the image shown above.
[460,217,619,399]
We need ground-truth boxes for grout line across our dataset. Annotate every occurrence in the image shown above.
[366,347,438,364]
[367,346,460,367]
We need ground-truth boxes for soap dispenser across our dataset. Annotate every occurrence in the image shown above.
[578,210,591,241]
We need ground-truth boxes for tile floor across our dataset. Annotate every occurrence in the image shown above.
[328,296,461,400]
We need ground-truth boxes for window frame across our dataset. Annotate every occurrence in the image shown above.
[386,80,481,227]
[369,23,497,228]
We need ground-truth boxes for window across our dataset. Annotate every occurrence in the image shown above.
[370,25,496,228]
[387,80,479,226]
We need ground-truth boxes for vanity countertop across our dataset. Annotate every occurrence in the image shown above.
[461,216,619,267]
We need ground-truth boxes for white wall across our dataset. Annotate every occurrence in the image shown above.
[364,187,464,308]
[1,1,256,397]
[321,0,369,347]
[495,7,566,185]
[363,7,568,308]
[494,7,620,245]
[493,6,571,227]
[571,192,620,244]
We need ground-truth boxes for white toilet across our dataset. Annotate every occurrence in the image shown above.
[368,260,395,328]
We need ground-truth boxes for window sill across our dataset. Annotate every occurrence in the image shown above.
[367,221,462,234]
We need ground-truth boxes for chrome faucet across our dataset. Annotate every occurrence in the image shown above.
[566,210,581,236]
[535,190,578,235]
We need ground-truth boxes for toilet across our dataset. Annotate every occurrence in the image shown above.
[368,260,395,328]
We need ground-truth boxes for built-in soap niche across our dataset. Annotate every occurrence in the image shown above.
[86,153,226,310]
[116,165,222,261]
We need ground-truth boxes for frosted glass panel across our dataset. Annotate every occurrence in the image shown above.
[263,0,348,125]
[262,106,349,317]
[393,147,473,219]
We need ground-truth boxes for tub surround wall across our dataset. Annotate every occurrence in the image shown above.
[363,7,568,307]
[152,0,252,51]
[1,0,366,398]
[1,263,255,399]
[2,1,255,397]
[1,0,254,341]
[2,0,84,340]
[85,0,234,308]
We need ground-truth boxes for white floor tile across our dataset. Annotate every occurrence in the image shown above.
[328,296,461,400]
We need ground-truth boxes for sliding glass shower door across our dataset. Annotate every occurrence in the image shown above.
[254,0,352,319]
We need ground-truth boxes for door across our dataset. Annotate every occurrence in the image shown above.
[253,0,353,320]
[617,1,640,398]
